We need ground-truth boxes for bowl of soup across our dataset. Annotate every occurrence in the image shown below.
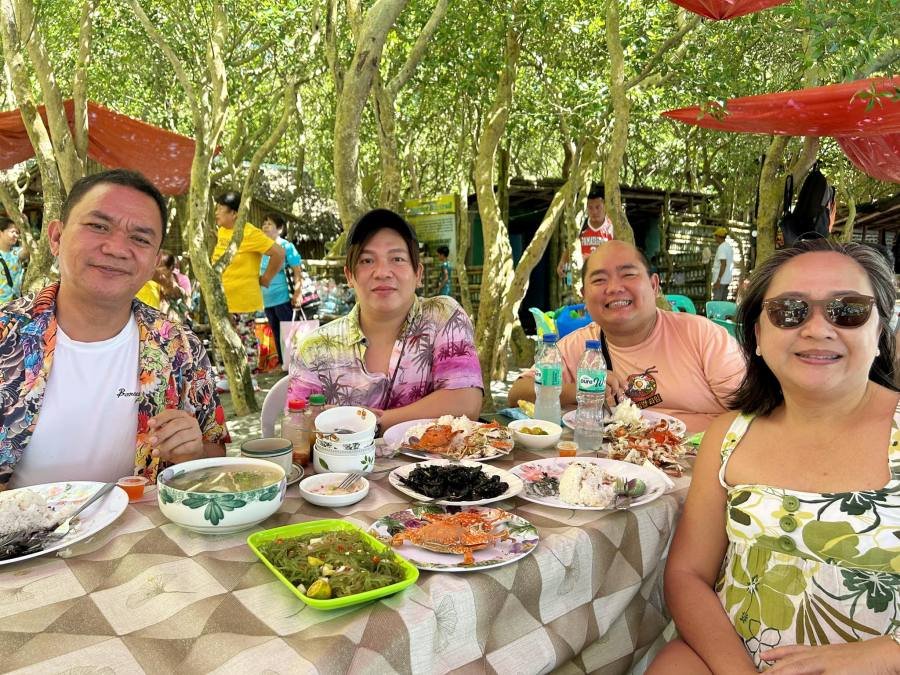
[157,457,287,534]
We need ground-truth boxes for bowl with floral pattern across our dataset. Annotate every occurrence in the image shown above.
[313,444,376,475]
[157,457,287,535]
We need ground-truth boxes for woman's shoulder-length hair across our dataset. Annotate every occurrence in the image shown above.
[729,238,898,416]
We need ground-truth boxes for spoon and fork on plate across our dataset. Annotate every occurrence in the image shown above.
[0,481,117,561]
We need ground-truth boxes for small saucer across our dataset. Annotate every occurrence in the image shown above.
[286,464,305,486]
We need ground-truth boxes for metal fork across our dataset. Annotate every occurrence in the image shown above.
[337,472,363,490]
[0,482,116,560]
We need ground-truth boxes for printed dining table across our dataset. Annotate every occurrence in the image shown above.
[0,444,690,675]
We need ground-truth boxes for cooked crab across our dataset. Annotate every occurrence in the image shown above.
[391,511,509,564]
[414,424,463,451]
[404,420,513,460]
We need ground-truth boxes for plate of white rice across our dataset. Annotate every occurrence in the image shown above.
[510,457,668,510]
[0,481,129,565]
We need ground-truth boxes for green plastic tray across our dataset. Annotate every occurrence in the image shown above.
[247,519,419,610]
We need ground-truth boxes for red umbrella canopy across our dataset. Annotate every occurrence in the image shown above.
[0,100,197,195]
[669,0,791,20]
[662,77,900,183]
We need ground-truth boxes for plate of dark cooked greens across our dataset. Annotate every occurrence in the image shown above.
[388,459,523,506]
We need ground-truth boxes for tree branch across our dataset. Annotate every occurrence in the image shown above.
[625,12,701,91]
[18,0,83,189]
[386,0,448,97]
[325,0,344,94]
[72,0,95,164]
[853,49,899,79]
[127,0,199,120]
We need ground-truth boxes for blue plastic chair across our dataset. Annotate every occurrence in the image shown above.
[553,303,592,338]
[706,301,738,321]
[665,294,697,314]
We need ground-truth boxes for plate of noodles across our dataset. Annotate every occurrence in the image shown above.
[383,416,514,462]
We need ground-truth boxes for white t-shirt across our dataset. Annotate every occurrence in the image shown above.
[714,241,734,285]
[10,317,141,488]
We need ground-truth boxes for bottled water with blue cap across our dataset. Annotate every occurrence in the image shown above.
[574,339,606,452]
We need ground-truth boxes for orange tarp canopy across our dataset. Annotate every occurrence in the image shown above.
[662,77,900,183]
[670,0,790,19]
[0,100,196,195]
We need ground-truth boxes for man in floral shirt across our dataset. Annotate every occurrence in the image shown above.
[0,170,229,490]
[288,209,483,431]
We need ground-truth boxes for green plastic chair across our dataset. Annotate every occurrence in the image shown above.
[711,317,739,338]
[665,294,697,314]
[706,301,738,321]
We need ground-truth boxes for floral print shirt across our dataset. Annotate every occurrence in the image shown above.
[716,411,900,670]
[288,295,482,409]
[0,284,230,489]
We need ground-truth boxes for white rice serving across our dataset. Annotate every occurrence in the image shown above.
[612,398,644,429]
[0,489,60,536]
[558,462,616,507]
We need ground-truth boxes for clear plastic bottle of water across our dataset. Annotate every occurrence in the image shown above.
[534,334,563,424]
[574,339,607,453]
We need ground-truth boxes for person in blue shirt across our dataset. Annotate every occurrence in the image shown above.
[435,244,451,296]
[260,214,304,365]
[0,219,30,306]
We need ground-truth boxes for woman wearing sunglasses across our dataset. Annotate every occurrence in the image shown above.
[651,239,900,674]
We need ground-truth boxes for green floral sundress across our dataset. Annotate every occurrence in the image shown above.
[715,411,900,670]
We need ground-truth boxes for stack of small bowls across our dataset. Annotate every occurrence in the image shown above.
[312,406,377,474]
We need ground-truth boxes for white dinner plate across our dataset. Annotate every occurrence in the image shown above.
[510,457,668,510]
[0,481,129,565]
[562,408,687,437]
[369,505,539,572]
[383,418,510,462]
[389,459,523,506]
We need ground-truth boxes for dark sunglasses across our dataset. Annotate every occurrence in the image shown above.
[762,295,876,329]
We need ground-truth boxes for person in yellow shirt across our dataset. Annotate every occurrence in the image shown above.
[135,279,161,309]
[211,191,284,389]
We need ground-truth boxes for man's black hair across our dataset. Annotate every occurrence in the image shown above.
[215,191,241,213]
[436,245,450,257]
[587,183,605,200]
[62,169,168,242]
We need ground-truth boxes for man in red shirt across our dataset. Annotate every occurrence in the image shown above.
[557,184,614,279]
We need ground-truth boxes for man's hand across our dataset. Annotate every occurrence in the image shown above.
[762,639,900,674]
[149,409,204,463]
[605,371,628,407]
[259,275,272,288]
[556,257,567,278]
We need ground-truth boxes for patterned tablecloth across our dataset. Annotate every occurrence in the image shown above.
[0,446,690,675]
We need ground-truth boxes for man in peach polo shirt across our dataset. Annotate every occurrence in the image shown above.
[509,241,745,434]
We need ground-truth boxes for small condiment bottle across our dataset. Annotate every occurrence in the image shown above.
[282,399,312,465]
[556,440,578,457]
[308,394,326,429]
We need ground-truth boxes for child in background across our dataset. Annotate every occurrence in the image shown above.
[435,245,451,296]
[0,219,29,305]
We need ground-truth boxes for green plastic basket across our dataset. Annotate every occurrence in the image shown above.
[246,519,419,610]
